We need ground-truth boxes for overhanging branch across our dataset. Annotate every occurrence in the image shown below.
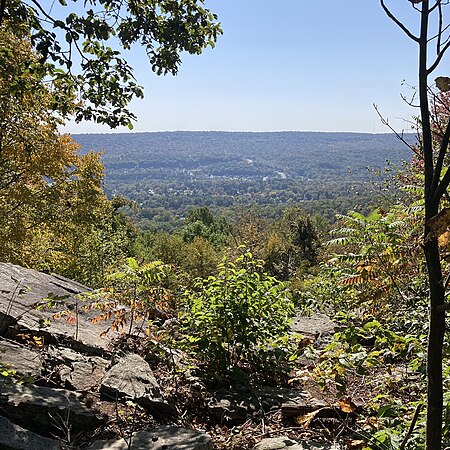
[380,0,420,42]
[374,104,422,158]
[428,39,450,73]
[29,0,57,25]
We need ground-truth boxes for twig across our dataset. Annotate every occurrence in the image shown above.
[254,426,319,439]
[399,403,424,450]
[380,0,420,42]
[373,104,422,158]
[6,278,22,316]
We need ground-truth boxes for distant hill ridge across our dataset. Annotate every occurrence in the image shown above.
[71,131,415,228]
[73,131,414,175]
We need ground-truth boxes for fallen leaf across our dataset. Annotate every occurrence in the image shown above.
[339,398,358,413]
[346,439,366,450]
[295,409,321,428]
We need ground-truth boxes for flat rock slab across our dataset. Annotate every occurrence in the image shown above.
[100,354,176,415]
[0,380,104,435]
[253,438,341,450]
[0,415,61,450]
[0,262,114,349]
[281,397,329,418]
[208,386,308,424]
[0,338,42,378]
[89,426,213,450]
[45,346,109,391]
[290,313,335,339]
[253,437,304,450]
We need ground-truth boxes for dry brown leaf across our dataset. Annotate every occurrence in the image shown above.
[340,275,364,285]
[339,398,358,413]
[346,440,366,450]
[438,230,450,248]
[295,409,321,428]
[426,208,450,242]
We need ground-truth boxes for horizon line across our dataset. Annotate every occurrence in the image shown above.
[68,129,416,135]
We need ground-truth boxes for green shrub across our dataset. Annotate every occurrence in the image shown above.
[180,251,294,380]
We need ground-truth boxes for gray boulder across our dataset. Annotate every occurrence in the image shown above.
[0,262,115,349]
[89,426,213,450]
[44,345,109,391]
[0,338,42,379]
[208,386,308,424]
[253,438,341,450]
[0,380,104,435]
[0,415,61,450]
[253,437,303,450]
[290,313,335,340]
[100,354,176,415]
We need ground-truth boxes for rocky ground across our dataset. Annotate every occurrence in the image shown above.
[0,263,364,450]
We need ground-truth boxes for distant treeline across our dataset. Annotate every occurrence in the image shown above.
[73,131,414,230]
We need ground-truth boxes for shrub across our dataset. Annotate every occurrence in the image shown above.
[180,251,295,380]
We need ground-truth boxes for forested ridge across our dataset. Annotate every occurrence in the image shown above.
[74,131,413,229]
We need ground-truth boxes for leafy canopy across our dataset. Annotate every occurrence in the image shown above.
[0,23,135,285]
[1,0,221,127]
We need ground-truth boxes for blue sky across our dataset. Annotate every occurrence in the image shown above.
[64,1,426,134]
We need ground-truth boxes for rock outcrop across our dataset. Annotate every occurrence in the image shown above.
[89,426,214,450]
[0,381,105,435]
[100,353,176,415]
[0,262,345,449]
[0,262,114,350]
[0,415,61,450]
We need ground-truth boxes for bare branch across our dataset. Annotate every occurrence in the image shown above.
[29,0,57,25]
[429,0,450,13]
[437,0,443,52]
[428,39,450,73]
[429,24,450,45]
[380,0,420,42]
[400,91,420,107]
[399,404,424,450]
[374,103,422,158]
[430,0,442,13]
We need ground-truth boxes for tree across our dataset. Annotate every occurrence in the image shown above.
[0,23,134,285]
[1,0,221,128]
[182,236,218,279]
[264,207,319,280]
[380,2,450,448]
[182,206,230,249]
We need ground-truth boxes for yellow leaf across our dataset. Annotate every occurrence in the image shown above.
[339,398,358,413]
[438,230,450,248]
[295,409,321,428]
[427,208,450,242]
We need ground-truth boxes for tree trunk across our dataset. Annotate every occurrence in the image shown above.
[418,2,446,448]
[380,1,448,447]
[424,236,446,450]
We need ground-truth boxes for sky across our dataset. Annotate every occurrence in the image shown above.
[64,1,431,134]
